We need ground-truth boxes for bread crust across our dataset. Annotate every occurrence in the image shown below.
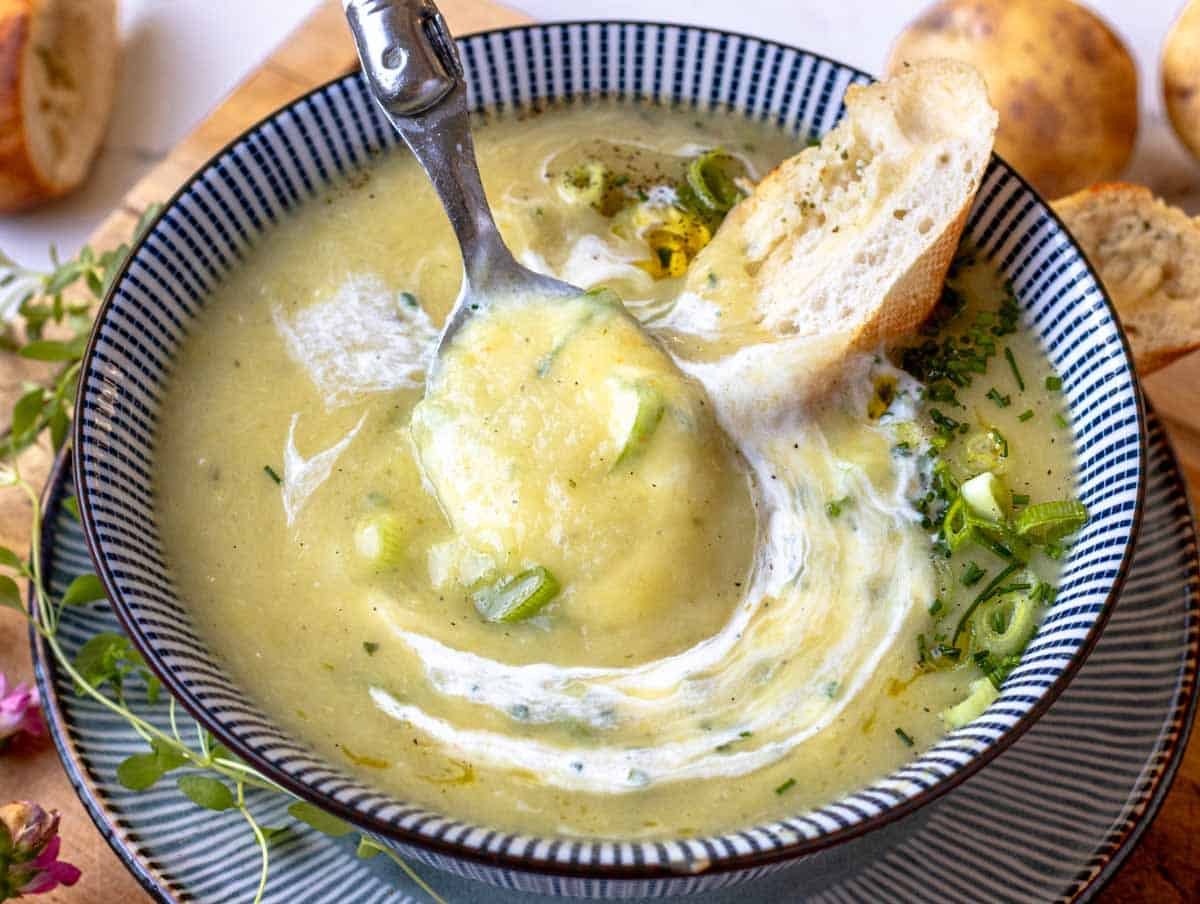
[1054,182,1200,373]
[0,0,118,213]
[0,0,42,211]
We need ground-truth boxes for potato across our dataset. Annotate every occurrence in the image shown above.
[0,0,118,213]
[1164,0,1200,162]
[887,0,1138,200]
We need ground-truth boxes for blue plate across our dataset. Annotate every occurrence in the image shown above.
[33,406,1197,901]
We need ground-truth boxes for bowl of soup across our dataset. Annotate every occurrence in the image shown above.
[73,22,1144,897]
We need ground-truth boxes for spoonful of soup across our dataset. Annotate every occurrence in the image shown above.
[345,0,756,628]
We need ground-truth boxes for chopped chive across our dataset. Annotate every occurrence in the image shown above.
[1018,409,1034,422]
[985,387,1011,408]
[775,778,797,795]
[961,561,986,587]
[1055,413,1069,429]
[362,641,379,655]
[1011,493,1030,507]
[895,727,915,747]
[928,598,944,616]
[1003,347,1025,391]
[399,291,419,309]
[989,428,1009,458]
[263,465,282,485]
[1045,375,1063,391]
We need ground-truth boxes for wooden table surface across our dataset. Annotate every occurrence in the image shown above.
[0,0,1197,900]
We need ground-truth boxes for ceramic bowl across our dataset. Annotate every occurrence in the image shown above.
[73,21,1145,898]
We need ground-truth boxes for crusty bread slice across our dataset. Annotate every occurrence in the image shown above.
[0,0,118,213]
[1054,183,1200,374]
[682,59,996,361]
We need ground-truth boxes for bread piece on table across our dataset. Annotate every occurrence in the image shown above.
[1054,183,1200,374]
[685,59,997,359]
[0,0,118,213]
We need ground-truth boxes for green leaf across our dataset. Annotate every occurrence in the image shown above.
[117,752,164,791]
[356,835,384,859]
[61,573,106,606]
[72,632,134,694]
[0,545,24,571]
[63,496,80,521]
[19,336,86,361]
[48,403,69,450]
[150,738,189,772]
[141,669,162,704]
[260,826,289,845]
[177,775,236,811]
[0,575,22,612]
[288,800,353,837]
[45,260,84,295]
[11,387,45,438]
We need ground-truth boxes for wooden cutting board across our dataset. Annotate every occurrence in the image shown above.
[0,0,1196,900]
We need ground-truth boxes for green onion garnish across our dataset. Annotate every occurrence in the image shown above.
[1003,347,1025,391]
[1011,493,1030,507]
[472,566,561,623]
[1018,409,1034,422]
[263,465,282,485]
[929,598,944,616]
[895,727,915,747]
[1055,413,1069,429]
[775,778,797,795]
[961,561,986,587]
[1014,500,1089,545]
[951,562,1023,648]
[826,497,852,518]
[362,641,379,655]
[1045,375,1063,391]
[986,387,1011,408]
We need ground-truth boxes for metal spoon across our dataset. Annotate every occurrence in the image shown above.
[343,0,580,362]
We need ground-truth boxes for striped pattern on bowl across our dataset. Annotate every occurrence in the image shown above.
[73,21,1144,896]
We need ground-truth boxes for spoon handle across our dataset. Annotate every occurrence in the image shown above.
[344,0,522,295]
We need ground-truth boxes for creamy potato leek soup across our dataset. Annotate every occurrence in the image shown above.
[157,101,1086,838]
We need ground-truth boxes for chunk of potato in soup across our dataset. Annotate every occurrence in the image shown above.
[156,101,1077,838]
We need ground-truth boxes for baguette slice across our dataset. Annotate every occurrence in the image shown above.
[676,59,996,400]
[1054,183,1200,374]
[0,0,118,213]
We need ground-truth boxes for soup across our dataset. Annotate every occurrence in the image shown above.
[156,101,1079,838]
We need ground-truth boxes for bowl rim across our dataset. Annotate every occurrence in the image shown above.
[72,19,1148,882]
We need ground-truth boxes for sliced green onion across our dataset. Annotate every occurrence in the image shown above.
[895,727,915,747]
[961,471,1008,523]
[610,380,666,469]
[1018,409,1034,422]
[472,566,561,623]
[686,150,743,213]
[1003,347,1025,391]
[1011,493,1030,507]
[1045,375,1063,391]
[973,592,1038,658]
[1014,500,1089,545]
[354,512,406,569]
[774,777,797,795]
[941,677,999,729]
[263,465,282,485]
[951,561,1023,647]
[942,497,974,552]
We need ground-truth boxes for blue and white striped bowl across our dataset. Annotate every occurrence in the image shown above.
[73,22,1145,897]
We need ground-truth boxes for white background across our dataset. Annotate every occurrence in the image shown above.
[1,0,1196,269]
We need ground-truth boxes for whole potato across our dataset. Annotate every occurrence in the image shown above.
[1164,0,1200,162]
[887,0,1138,199]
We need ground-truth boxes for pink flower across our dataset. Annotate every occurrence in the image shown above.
[0,673,43,748]
[0,802,81,898]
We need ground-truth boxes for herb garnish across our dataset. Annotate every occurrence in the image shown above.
[1003,347,1025,391]
[775,778,797,795]
[894,727,915,747]
[263,465,282,485]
